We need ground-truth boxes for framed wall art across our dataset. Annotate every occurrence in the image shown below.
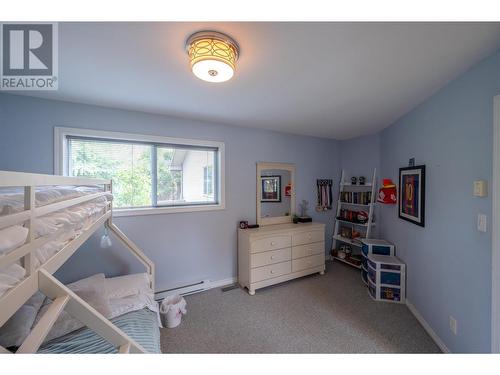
[261,175,281,202]
[399,165,425,227]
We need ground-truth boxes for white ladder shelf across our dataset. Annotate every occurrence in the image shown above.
[332,168,377,268]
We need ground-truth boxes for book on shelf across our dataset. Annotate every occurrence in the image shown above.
[339,191,372,205]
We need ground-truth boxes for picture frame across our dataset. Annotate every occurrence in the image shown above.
[261,175,281,202]
[399,165,425,227]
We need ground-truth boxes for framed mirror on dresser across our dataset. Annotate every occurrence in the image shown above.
[256,162,296,226]
[238,162,325,295]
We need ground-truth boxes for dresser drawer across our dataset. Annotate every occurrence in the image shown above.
[250,235,291,253]
[250,261,291,283]
[251,248,291,268]
[292,254,324,272]
[292,242,324,259]
[292,230,324,246]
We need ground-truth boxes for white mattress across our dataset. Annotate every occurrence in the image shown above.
[0,185,112,299]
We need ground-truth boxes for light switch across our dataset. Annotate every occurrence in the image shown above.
[473,180,487,197]
[477,214,487,233]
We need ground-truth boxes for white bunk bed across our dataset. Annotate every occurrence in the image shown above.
[0,170,156,354]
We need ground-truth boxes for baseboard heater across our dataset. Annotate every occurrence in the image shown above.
[154,279,210,301]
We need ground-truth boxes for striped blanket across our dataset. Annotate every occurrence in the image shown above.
[37,308,161,354]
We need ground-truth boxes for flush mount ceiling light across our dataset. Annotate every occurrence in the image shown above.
[186,31,239,83]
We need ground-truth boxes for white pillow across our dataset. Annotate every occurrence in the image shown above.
[105,273,152,299]
[0,225,28,255]
[0,291,45,348]
[33,273,113,344]
[68,273,105,291]
[37,288,113,343]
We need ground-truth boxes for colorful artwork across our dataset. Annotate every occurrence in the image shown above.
[398,165,425,227]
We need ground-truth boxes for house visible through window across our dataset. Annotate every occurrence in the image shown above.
[203,166,213,196]
[66,136,219,209]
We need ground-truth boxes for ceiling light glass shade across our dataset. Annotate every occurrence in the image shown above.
[187,32,239,83]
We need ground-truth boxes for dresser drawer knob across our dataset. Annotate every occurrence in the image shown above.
[270,270,275,274]
[270,241,276,246]
[271,255,275,260]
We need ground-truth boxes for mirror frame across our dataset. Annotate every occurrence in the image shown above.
[256,162,296,226]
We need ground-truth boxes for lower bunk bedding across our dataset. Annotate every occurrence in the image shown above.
[38,308,161,354]
[0,272,162,354]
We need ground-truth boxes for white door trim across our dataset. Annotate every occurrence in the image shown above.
[492,95,500,353]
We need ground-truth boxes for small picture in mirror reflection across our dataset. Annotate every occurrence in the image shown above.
[261,176,281,202]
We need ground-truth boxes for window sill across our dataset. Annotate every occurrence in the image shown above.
[112,203,225,217]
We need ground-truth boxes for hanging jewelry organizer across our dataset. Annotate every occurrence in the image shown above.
[316,179,333,211]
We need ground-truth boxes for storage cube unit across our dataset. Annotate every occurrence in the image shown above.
[366,254,406,304]
[361,239,395,256]
[360,239,395,285]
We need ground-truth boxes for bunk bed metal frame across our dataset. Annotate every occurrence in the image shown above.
[0,170,156,354]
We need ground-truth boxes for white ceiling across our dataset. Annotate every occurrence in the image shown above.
[16,22,500,139]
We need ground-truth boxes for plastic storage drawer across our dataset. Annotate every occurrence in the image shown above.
[380,271,401,286]
[380,286,401,302]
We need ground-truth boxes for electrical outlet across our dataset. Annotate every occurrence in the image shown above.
[449,316,458,335]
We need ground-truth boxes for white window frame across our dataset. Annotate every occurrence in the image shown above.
[54,126,225,217]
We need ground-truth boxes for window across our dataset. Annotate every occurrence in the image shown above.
[57,128,224,215]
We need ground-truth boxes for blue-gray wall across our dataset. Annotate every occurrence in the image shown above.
[1,47,499,353]
[0,93,340,291]
[339,133,381,238]
[379,49,500,353]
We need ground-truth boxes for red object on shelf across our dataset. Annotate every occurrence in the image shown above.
[378,179,397,204]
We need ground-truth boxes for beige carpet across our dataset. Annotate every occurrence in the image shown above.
[160,261,441,353]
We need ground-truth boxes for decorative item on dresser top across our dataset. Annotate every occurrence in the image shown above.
[238,222,326,295]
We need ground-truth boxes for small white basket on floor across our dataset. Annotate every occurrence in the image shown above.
[160,295,187,328]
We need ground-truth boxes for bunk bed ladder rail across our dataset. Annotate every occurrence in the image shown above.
[107,223,155,291]
[16,269,146,354]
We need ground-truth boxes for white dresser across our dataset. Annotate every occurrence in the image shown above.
[238,222,326,295]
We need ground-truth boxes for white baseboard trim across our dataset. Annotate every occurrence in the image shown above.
[209,277,238,289]
[406,299,451,353]
[155,277,237,300]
